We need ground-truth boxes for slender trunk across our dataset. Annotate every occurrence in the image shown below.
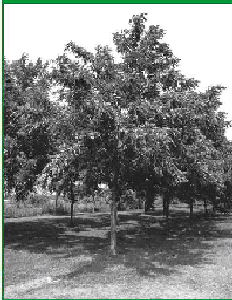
[223,195,227,209]
[166,193,170,219]
[163,193,166,216]
[115,207,119,225]
[70,200,74,225]
[115,194,120,225]
[210,185,217,214]
[70,181,75,226]
[203,199,208,215]
[138,196,142,209]
[92,193,95,213]
[162,191,170,218]
[212,194,217,214]
[111,193,117,255]
[55,191,59,214]
[110,125,121,255]
[145,186,154,213]
[189,197,194,219]
[226,195,231,209]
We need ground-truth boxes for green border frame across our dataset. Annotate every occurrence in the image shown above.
[2,0,232,300]
[2,2,4,300]
[3,0,232,3]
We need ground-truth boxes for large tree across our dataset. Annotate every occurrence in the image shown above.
[37,13,230,253]
[5,13,231,256]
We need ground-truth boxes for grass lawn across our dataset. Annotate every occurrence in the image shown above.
[4,210,232,299]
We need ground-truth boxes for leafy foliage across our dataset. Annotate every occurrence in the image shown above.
[4,14,232,214]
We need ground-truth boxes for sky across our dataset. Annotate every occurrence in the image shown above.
[4,4,232,139]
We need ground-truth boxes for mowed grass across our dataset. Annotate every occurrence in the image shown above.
[4,210,232,299]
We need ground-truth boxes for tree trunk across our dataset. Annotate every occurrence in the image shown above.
[223,196,226,209]
[111,193,117,255]
[110,126,121,255]
[115,207,119,225]
[203,198,208,215]
[225,195,231,210]
[163,193,166,216]
[70,200,74,225]
[92,193,95,213]
[145,186,154,213]
[212,194,217,214]
[166,193,170,219]
[189,197,194,219]
[55,191,59,214]
[163,199,165,216]
[138,195,142,209]
[162,191,170,218]
[70,181,75,226]
[116,193,120,225]
[210,185,217,214]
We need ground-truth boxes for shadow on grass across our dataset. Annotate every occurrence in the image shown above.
[4,213,232,281]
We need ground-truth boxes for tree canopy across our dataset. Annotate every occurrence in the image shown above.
[4,13,232,252]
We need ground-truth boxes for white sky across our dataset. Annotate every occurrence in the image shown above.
[4,4,232,139]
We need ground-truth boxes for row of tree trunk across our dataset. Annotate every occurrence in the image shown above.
[56,184,224,256]
[57,188,221,225]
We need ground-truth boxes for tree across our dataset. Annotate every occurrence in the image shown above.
[5,13,231,257]
[53,14,228,251]
[4,56,53,201]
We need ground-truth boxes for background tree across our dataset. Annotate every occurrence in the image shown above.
[4,55,53,201]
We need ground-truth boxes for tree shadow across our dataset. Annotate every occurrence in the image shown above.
[4,213,232,282]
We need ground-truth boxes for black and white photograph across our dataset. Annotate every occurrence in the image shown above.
[3,3,232,298]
